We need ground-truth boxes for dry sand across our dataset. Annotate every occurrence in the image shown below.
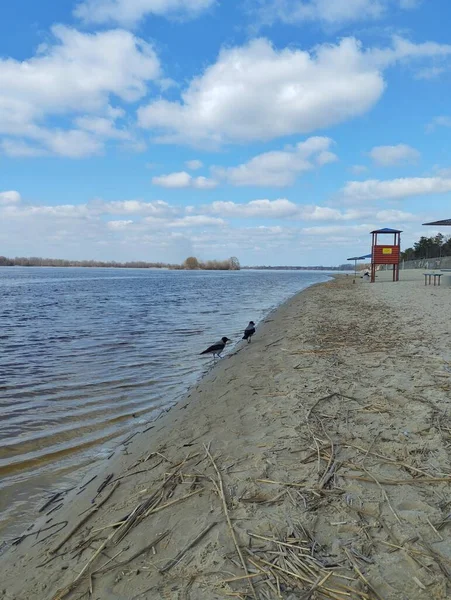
[1,270,451,600]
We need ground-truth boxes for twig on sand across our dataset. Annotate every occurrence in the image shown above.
[299,572,332,599]
[113,457,191,544]
[317,419,337,490]
[39,491,63,513]
[361,468,401,525]
[343,548,384,600]
[159,522,216,573]
[95,474,114,497]
[264,337,284,349]
[76,475,98,496]
[256,479,306,488]
[51,482,120,555]
[204,444,257,600]
[144,488,204,517]
[344,474,451,485]
[51,530,116,600]
[306,394,338,420]
[95,530,170,576]
[11,521,68,547]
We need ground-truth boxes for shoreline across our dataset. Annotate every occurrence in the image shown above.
[2,272,451,600]
[0,270,329,542]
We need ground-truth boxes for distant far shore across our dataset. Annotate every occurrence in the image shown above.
[0,255,352,271]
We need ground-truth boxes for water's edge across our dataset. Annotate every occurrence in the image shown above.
[2,274,332,543]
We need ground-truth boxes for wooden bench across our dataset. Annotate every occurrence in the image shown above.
[423,272,442,286]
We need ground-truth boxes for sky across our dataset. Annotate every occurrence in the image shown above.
[1,0,451,266]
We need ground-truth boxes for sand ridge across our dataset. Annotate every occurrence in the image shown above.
[1,272,450,599]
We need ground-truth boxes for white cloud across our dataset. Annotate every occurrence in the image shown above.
[213,137,337,187]
[138,34,450,147]
[203,198,417,223]
[342,176,451,202]
[194,176,218,189]
[93,199,176,216]
[316,150,338,166]
[170,215,225,227]
[152,171,192,188]
[375,209,418,222]
[138,37,385,146]
[300,206,343,220]
[0,190,424,265]
[368,36,451,69]
[254,0,421,27]
[185,159,203,170]
[426,115,451,133]
[0,191,21,205]
[207,199,300,218]
[0,26,160,157]
[203,199,362,221]
[107,220,134,230]
[152,171,217,189]
[75,116,132,140]
[415,66,446,80]
[369,143,420,167]
[74,0,215,26]
[0,140,47,157]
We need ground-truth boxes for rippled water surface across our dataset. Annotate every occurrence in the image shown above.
[0,267,329,536]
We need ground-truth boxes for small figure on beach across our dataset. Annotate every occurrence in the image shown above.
[242,321,256,343]
[200,337,230,360]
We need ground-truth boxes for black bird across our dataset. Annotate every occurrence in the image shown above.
[200,336,230,360]
[242,321,256,343]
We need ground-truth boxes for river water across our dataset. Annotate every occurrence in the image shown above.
[0,267,329,537]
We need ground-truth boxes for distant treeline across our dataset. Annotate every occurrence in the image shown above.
[401,233,451,261]
[0,255,241,271]
[244,264,354,271]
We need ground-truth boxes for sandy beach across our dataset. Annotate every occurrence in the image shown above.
[1,270,451,600]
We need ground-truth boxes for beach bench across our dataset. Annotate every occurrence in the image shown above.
[440,269,451,286]
[423,272,442,286]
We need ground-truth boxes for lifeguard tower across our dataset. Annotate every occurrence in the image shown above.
[370,228,402,283]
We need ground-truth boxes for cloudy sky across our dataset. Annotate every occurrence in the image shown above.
[1,0,450,265]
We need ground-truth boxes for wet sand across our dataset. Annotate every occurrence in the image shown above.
[1,271,451,600]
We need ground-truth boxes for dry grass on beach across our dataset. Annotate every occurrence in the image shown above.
[1,271,451,600]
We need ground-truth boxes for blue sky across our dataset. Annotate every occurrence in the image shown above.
[1,0,451,265]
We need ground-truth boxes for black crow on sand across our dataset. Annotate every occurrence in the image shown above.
[200,337,230,360]
[242,321,255,343]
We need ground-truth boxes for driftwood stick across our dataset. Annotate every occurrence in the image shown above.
[204,444,257,600]
[96,530,170,575]
[11,521,68,547]
[345,474,451,485]
[76,475,98,496]
[159,522,216,573]
[51,482,119,555]
[144,488,203,517]
[52,530,116,600]
[39,491,63,513]
[95,474,114,496]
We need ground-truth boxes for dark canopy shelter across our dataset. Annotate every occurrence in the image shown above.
[347,253,372,280]
[423,219,451,226]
